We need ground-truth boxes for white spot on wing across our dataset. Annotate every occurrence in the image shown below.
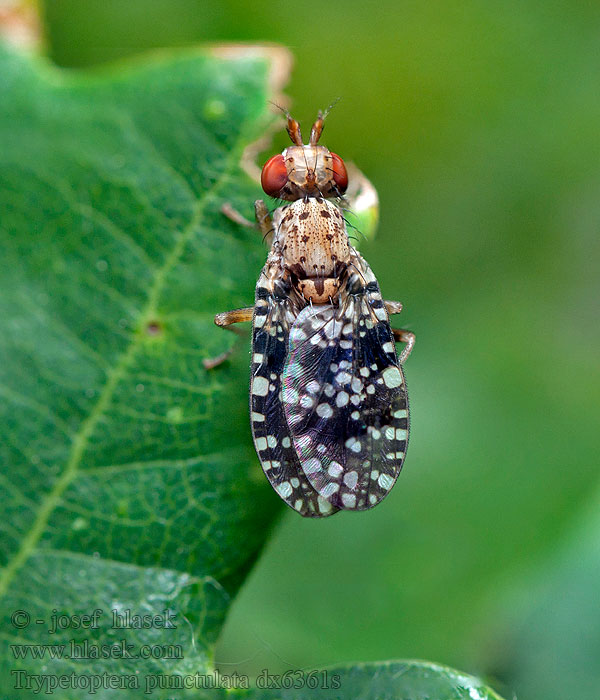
[337,371,351,385]
[304,457,322,474]
[284,388,299,403]
[321,482,340,497]
[336,391,349,407]
[252,376,269,396]
[291,327,307,341]
[378,473,394,490]
[382,366,403,388]
[328,461,343,477]
[341,493,357,508]
[255,437,268,451]
[345,437,361,453]
[277,481,292,498]
[316,403,333,418]
[344,471,358,489]
[300,395,314,408]
[318,496,334,513]
[351,377,363,393]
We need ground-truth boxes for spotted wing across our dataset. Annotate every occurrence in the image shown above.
[281,267,409,510]
[250,275,339,518]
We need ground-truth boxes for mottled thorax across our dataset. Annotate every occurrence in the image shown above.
[274,198,350,303]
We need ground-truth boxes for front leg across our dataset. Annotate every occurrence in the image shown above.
[207,201,274,369]
[203,306,254,369]
[221,199,275,246]
[254,200,275,245]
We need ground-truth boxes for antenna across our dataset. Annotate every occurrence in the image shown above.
[309,98,341,145]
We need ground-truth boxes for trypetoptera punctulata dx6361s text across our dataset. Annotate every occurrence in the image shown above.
[213,110,415,517]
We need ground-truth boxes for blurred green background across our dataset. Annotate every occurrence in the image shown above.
[37,1,600,698]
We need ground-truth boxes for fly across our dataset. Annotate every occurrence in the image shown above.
[212,110,415,517]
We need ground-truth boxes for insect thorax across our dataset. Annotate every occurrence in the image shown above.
[272,197,350,304]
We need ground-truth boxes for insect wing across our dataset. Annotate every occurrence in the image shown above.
[281,287,408,510]
[250,278,339,518]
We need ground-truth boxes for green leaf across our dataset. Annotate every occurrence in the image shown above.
[244,661,504,700]
[0,42,287,696]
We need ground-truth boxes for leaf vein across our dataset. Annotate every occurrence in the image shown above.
[0,126,251,599]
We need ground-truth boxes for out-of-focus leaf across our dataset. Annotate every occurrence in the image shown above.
[485,492,600,700]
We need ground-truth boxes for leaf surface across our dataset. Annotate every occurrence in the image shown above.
[0,42,285,696]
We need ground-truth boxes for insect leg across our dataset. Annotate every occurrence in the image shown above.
[254,200,275,246]
[384,300,414,361]
[385,300,403,315]
[221,200,275,246]
[214,307,254,327]
[392,328,415,363]
[202,349,236,370]
[221,203,257,229]
[204,307,254,370]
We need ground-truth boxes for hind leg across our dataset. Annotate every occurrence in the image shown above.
[384,300,415,363]
[392,328,415,363]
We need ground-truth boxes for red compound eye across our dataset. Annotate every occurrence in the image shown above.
[261,154,288,196]
[330,152,348,193]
